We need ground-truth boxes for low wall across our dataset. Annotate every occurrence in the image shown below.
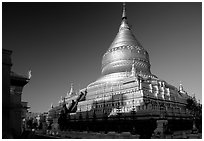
[152,130,202,139]
[49,131,140,139]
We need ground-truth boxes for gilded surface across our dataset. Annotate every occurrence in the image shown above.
[88,7,152,88]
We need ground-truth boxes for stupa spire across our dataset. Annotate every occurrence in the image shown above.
[122,2,127,19]
[119,3,130,31]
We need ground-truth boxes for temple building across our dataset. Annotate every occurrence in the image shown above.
[48,3,193,136]
[2,49,30,138]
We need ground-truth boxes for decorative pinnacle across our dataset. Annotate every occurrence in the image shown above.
[70,83,73,94]
[122,2,127,19]
[131,59,136,76]
[132,59,135,70]
[27,69,32,79]
[51,103,53,108]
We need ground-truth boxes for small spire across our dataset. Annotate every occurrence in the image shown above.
[67,83,75,97]
[122,2,127,19]
[131,59,136,76]
[179,81,184,92]
[51,103,53,109]
[27,70,32,79]
[70,83,74,94]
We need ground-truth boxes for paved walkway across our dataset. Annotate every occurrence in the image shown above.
[21,129,202,139]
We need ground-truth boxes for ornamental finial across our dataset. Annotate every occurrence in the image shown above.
[67,83,74,97]
[70,83,73,93]
[179,81,184,92]
[27,70,32,79]
[122,2,127,19]
[131,59,136,76]
[51,103,53,109]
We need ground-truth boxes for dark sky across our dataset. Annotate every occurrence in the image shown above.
[3,2,202,113]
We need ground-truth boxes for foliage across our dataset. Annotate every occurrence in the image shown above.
[58,104,68,131]
[186,98,202,119]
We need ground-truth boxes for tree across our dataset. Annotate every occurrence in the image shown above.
[58,103,68,131]
[186,98,202,118]
[186,97,202,133]
[26,118,33,129]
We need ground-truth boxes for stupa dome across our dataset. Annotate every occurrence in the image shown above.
[101,4,151,76]
[87,3,153,88]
